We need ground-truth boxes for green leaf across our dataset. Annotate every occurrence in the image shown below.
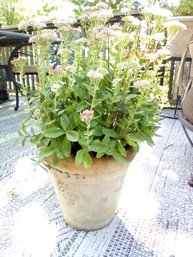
[45,120,56,126]
[125,136,138,147]
[66,130,79,142]
[74,112,86,128]
[128,133,144,142]
[21,138,27,147]
[50,153,59,166]
[39,146,55,159]
[83,152,92,169]
[112,95,122,102]
[102,128,119,138]
[60,115,70,131]
[30,127,35,135]
[112,152,124,163]
[92,99,102,108]
[140,132,155,146]
[96,152,105,158]
[18,129,24,137]
[76,102,88,112]
[75,149,92,169]
[21,116,31,134]
[62,137,71,157]
[78,133,88,147]
[56,149,64,159]
[88,139,108,152]
[76,87,87,98]
[75,149,85,166]
[92,126,103,136]
[126,94,137,100]
[43,128,65,138]
[102,135,111,145]
[41,138,50,147]
[117,141,126,157]
[30,134,42,143]
[68,113,76,130]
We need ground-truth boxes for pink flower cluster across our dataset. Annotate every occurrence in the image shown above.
[80,109,94,123]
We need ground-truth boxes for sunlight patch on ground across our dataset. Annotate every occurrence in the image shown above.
[165,231,193,257]
[161,168,179,181]
[12,156,49,197]
[13,202,57,257]
[119,159,160,220]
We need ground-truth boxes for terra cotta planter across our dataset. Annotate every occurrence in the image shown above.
[168,16,193,57]
[46,150,136,231]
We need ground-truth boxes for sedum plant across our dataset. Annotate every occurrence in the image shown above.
[14,2,185,168]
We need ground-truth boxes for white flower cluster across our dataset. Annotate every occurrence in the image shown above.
[18,20,47,31]
[127,59,141,71]
[95,2,109,9]
[33,109,41,119]
[134,80,150,88]
[92,25,134,43]
[51,84,61,92]
[80,2,113,22]
[163,20,187,33]
[143,6,173,19]
[65,65,77,73]
[73,38,87,45]
[144,48,171,61]
[92,26,111,41]
[110,23,121,31]
[91,24,135,44]
[49,66,64,76]
[145,32,165,42]
[58,48,71,58]
[54,18,77,27]
[29,30,58,44]
[112,78,122,87]
[110,31,135,43]
[87,70,105,80]
[123,16,141,27]
[156,49,171,58]
[97,67,108,76]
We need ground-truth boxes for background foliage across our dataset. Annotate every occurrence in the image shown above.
[0,0,21,25]
[0,0,183,26]
[173,0,193,16]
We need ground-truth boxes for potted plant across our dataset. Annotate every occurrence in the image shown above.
[13,2,184,231]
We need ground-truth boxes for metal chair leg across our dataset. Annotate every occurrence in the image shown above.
[14,84,19,111]
[8,41,28,111]
[188,176,193,187]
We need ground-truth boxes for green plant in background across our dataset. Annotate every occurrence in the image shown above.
[0,0,21,25]
[13,2,185,168]
[173,0,193,16]
[71,0,131,13]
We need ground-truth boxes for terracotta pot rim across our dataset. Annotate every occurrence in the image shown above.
[46,148,136,175]
[169,16,193,22]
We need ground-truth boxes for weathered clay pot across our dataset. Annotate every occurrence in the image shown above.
[46,149,136,231]
[168,16,193,57]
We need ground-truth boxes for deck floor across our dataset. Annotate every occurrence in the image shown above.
[0,100,193,257]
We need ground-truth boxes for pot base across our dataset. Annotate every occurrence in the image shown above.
[47,150,136,231]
